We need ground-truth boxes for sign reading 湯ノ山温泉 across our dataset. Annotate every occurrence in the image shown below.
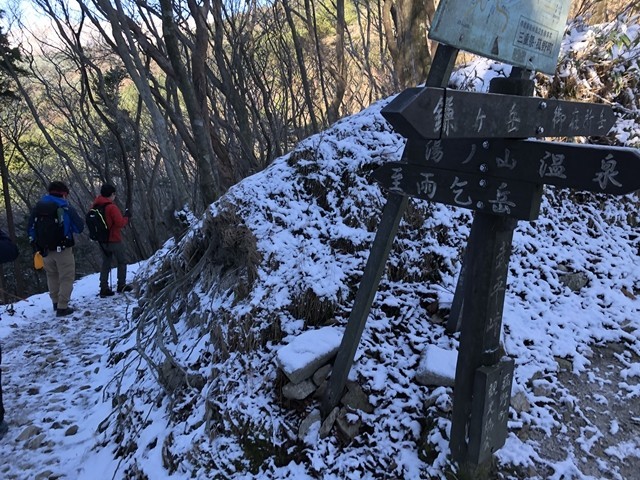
[400,139,640,195]
[429,0,572,74]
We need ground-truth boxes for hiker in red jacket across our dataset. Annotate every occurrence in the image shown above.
[91,184,132,297]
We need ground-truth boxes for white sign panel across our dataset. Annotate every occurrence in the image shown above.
[429,0,571,74]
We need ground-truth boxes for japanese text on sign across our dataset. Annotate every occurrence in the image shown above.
[429,0,571,74]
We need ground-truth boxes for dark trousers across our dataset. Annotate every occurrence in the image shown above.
[0,345,4,424]
[99,242,127,290]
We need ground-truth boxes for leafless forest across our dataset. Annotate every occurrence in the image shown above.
[0,0,637,300]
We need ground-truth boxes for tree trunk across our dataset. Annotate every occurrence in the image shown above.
[0,131,24,299]
[280,0,319,133]
[328,0,348,124]
[84,0,190,212]
[382,0,437,88]
[159,0,220,205]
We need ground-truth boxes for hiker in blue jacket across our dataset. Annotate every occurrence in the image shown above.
[0,227,19,439]
[27,181,84,317]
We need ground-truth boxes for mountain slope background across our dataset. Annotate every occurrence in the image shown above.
[0,15,639,480]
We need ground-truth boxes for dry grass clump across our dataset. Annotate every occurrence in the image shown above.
[288,288,339,328]
[201,202,262,290]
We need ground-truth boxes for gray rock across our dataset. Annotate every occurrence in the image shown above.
[275,327,343,384]
[160,359,186,391]
[65,425,79,436]
[559,272,588,291]
[336,407,361,441]
[312,364,332,386]
[45,355,60,364]
[415,345,457,387]
[511,391,531,413]
[313,380,327,399]
[282,379,316,400]
[533,381,553,397]
[17,425,42,441]
[319,407,339,438]
[340,382,373,413]
[26,433,46,450]
[49,384,69,393]
[554,356,573,372]
[298,409,321,441]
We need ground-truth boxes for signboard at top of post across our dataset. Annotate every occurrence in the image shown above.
[429,0,572,74]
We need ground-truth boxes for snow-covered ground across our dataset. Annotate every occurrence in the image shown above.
[0,228,639,479]
[0,267,142,479]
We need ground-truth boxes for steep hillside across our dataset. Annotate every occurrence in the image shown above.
[103,16,640,479]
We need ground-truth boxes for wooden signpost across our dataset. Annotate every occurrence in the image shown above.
[322,0,640,474]
[321,43,461,417]
[371,157,543,220]
[382,87,614,140]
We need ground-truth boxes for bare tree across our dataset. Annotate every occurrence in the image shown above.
[382,0,437,88]
[80,0,191,209]
[0,14,28,300]
[280,0,321,133]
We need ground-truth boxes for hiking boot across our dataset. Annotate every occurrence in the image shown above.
[0,420,8,439]
[117,284,133,293]
[100,288,115,298]
[56,307,74,317]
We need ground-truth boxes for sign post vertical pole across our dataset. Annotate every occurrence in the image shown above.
[449,67,535,470]
[446,251,466,333]
[449,213,516,463]
[322,44,459,416]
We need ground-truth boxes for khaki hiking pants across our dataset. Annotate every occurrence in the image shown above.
[43,247,76,310]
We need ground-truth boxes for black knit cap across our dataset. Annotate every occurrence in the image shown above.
[48,181,69,195]
[101,184,116,197]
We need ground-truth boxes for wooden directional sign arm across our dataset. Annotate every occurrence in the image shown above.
[381,88,615,140]
[403,138,640,195]
[321,43,460,416]
[370,159,543,221]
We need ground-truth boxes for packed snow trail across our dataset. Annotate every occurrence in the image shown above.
[0,271,136,480]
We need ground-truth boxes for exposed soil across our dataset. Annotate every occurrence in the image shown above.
[505,341,640,479]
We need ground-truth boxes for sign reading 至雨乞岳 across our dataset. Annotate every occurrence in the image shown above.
[429,0,572,74]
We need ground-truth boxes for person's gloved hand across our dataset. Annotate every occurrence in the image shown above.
[124,208,131,218]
